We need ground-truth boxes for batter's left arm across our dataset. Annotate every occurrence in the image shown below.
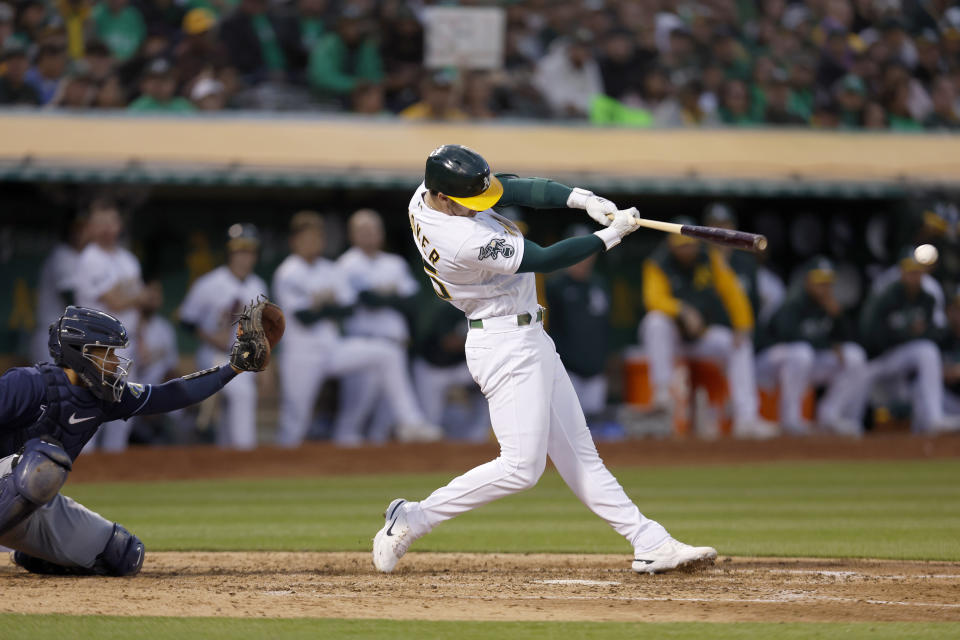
[495,174,618,228]
[110,364,239,419]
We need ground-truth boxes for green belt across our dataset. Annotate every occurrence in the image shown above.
[469,309,543,329]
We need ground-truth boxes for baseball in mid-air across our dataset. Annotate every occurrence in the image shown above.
[914,243,939,266]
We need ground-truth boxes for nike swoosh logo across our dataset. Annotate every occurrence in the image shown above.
[386,518,399,537]
[68,413,95,425]
[633,559,654,564]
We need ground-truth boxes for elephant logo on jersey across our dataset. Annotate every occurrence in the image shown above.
[478,238,514,261]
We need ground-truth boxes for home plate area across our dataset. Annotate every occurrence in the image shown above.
[2,552,959,623]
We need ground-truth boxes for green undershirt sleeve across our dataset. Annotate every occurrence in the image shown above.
[495,173,574,209]
[517,236,604,274]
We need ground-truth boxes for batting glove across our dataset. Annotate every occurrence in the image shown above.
[594,207,641,250]
[567,187,616,227]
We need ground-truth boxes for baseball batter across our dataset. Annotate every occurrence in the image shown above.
[72,200,146,452]
[0,304,266,576]
[372,144,717,575]
[179,224,267,449]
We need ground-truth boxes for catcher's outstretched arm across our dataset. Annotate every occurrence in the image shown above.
[112,364,238,418]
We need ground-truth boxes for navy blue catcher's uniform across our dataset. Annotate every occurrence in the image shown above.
[0,306,240,576]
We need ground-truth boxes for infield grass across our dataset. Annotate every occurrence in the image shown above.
[61,459,960,560]
[5,615,960,640]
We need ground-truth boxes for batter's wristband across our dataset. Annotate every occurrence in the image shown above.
[594,227,621,251]
[566,187,593,210]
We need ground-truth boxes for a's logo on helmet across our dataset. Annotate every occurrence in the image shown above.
[478,238,515,261]
[482,175,490,190]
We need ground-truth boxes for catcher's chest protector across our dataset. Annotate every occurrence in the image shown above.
[0,365,106,460]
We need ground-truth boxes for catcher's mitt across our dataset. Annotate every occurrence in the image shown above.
[229,297,285,372]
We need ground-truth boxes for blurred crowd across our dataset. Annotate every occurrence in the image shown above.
[25,192,960,452]
[0,0,959,129]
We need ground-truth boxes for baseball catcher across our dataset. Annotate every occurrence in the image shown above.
[0,301,281,576]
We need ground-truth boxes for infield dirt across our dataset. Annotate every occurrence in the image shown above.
[3,434,959,623]
[2,552,959,623]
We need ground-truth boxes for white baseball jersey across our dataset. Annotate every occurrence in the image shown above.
[337,247,419,342]
[272,254,355,347]
[35,243,82,331]
[408,183,532,320]
[179,265,267,367]
[74,243,143,340]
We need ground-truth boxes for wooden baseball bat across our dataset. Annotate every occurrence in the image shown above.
[637,218,768,252]
[606,213,767,252]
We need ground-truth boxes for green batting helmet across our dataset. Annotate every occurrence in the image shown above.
[424,144,503,211]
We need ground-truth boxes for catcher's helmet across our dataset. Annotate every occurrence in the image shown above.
[226,223,260,252]
[49,306,131,403]
[424,144,503,211]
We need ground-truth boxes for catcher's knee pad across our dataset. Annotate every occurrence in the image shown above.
[92,523,144,577]
[0,437,72,536]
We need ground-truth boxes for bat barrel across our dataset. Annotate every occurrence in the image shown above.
[680,225,768,253]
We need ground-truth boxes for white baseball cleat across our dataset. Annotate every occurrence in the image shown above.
[632,537,718,574]
[372,498,417,573]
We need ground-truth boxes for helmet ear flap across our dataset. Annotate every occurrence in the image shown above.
[47,321,63,363]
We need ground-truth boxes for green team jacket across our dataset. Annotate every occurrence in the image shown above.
[642,245,754,331]
[859,281,941,357]
[765,289,854,350]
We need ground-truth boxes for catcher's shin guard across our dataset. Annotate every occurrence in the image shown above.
[0,438,72,536]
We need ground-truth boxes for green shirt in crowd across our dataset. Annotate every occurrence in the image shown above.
[787,88,813,121]
[252,13,286,71]
[300,17,325,53]
[859,280,940,356]
[92,3,146,61]
[308,32,383,95]
[889,114,925,131]
[127,96,196,113]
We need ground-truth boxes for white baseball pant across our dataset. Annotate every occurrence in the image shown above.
[276,338,426,447]
[868,339,945,433]
[337,371,396,445]
[756,341,869,430]
[412,358,489,442]
[404,317,670,553]
[640,311,758,423]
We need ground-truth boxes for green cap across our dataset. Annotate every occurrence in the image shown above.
[804,255,835,283]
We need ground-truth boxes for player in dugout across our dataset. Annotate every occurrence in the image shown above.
[0,301,281,576]
[639,218,777,439]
